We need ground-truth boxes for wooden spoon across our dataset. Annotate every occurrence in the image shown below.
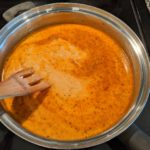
[0,68,50,99]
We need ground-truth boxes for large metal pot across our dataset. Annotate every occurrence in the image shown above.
[0,3,149,149]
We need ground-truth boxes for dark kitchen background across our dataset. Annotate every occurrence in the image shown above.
[0,0,149,150]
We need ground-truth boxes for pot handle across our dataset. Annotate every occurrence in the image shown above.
[118,124,150,150]
[2,1,35,22]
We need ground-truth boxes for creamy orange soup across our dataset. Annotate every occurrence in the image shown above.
[2,24,134,140]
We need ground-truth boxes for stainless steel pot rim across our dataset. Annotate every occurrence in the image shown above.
[0,3,149,149]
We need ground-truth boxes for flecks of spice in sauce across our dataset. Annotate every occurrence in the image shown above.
[1,24,134,140]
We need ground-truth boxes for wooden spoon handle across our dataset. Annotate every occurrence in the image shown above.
[0,81,13,99]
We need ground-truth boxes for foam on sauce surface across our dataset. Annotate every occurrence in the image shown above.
[2,24,134,140]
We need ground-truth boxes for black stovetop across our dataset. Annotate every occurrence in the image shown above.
[0,0,149,150]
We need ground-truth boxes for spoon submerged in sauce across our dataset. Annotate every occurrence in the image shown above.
[0,68,50,99]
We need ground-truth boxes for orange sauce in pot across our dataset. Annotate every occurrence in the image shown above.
[1,24,134,140]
